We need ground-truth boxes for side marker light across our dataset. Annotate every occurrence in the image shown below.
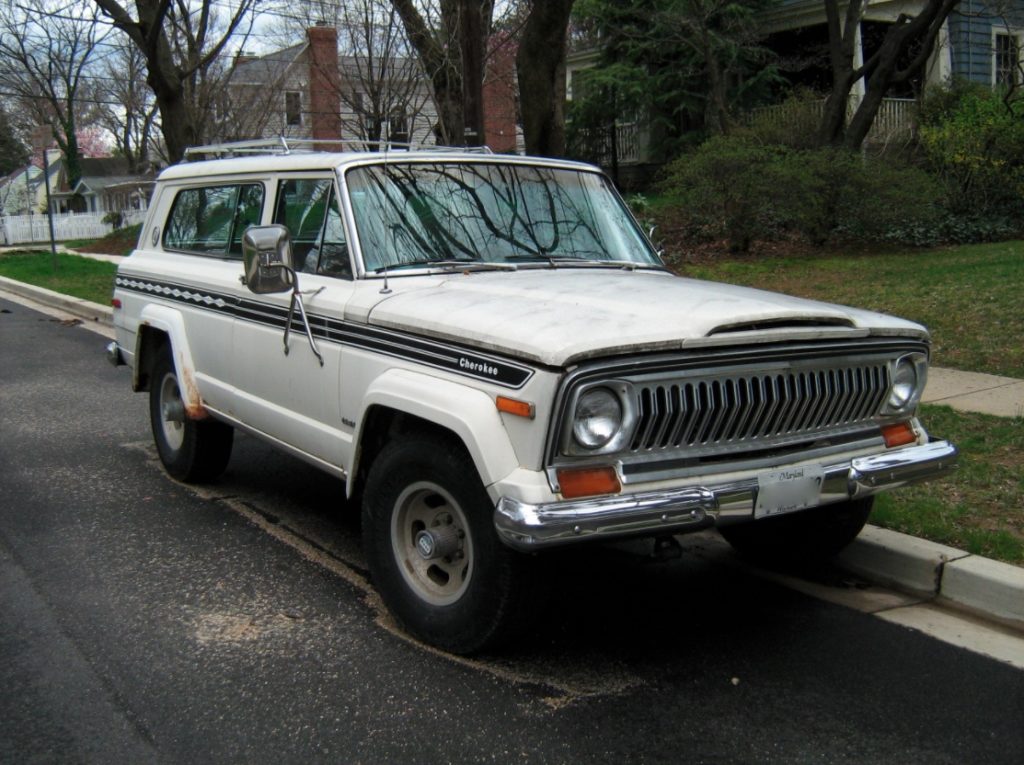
[557,466,622,499]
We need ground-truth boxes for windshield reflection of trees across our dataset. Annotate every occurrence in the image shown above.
[351,163,646,269]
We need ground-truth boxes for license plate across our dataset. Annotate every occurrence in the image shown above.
[755,466,825,519]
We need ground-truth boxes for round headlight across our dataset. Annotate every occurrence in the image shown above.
[888,356,919,410]
[572,387,623,449]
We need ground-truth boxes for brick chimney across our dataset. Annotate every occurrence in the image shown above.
[483,35,518,153]
[307,24,341,143]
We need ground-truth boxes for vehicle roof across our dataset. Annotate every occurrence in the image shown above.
[156,150,599,182]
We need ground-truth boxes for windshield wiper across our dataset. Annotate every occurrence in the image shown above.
[503,254,652,271]
[374,259,517,274]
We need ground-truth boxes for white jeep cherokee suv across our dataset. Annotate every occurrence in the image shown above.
[108,141,957,654]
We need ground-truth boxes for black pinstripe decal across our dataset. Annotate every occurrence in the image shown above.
[115,276,536,389]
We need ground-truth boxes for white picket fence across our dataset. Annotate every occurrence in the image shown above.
[0,208,148,246]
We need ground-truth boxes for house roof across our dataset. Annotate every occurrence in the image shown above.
[228,43,307,86]
[70,174,155,195]
[77,157,132,177]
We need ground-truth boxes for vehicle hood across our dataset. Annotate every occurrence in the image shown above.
[356,269,927,367]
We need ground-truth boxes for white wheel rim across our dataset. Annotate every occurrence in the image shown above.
[158,372,185,452]
[391,481,473,606]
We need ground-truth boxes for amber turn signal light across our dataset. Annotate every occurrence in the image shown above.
[556,466,621,499]
[496,396,534,419]
[881,421,916,448]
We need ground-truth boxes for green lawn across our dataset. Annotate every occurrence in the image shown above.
[678,241,1024,379]
[1,244,1020,564]
[0,250,117,306]
[877,404,1023,564]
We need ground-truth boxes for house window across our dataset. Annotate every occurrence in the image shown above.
[995,32,1021,87]
[285,91,302,126]
[389,109,409,144]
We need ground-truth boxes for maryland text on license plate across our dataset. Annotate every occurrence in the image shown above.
[755,466,825,519]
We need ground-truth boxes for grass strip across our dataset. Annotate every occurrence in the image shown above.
[2,248,1018,564]
[0,250,117,306]
[680,241,1024,379]
[874,404,1023,564]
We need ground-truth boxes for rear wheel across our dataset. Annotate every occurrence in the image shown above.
[149,351,233,483]
[719,498,874,566]
[362,435,539,654]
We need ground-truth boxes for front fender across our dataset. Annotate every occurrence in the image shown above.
[355,369,519,490]
[134,303,207,419]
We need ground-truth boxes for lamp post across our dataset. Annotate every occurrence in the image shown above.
[42,148,58,271]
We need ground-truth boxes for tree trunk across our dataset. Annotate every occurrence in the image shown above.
[517,0,575,157]
[459,2,486,145]
[818,0,961,149]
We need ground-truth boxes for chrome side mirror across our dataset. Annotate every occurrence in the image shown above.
[241,224,324,367]
[242,225,295,294]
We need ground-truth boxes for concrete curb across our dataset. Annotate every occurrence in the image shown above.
[0,275,113,327]
[1,275,1021,635]
[841,525,1024,630]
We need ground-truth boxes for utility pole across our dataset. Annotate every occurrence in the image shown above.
[24,164,35,244]
[42,148,58,271]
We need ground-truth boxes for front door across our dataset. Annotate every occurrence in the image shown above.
[231,175,355,469]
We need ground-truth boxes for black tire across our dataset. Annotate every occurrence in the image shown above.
[149,351,233,483]
[718,497,874,566]
[362,434,539,655]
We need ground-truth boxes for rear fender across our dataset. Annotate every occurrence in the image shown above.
[134,303,208,420]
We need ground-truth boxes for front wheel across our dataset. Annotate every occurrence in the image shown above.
[149,351,233,483]
[362,435,539,654]
[718,497,874,566]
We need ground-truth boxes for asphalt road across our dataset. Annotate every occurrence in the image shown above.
[2,294,1023,765]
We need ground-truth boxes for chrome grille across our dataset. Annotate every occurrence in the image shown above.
[629,362,890,453]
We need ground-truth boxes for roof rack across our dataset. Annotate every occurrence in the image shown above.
[182,137,494,160]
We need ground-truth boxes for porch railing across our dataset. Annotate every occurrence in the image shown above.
[746,96,916,144]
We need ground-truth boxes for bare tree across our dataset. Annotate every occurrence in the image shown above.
[0,0,109,187]
[390,0,495,146]
[90,38,158,171]
[819,0,960,149]
[93,0,260,163]
[336,0,433,146]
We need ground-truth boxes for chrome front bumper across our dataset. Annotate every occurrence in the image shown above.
[494,440,958,551]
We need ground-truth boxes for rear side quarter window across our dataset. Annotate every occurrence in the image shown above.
[163,183,265,258]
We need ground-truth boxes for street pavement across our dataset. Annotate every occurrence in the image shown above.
[1,261,1022,641]
[2,292,1023,763]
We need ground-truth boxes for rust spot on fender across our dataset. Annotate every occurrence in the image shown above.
[178,357,210,420]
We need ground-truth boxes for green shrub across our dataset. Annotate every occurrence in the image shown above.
[660,134,789,252]
[918,85,1024,220]
[102,210,124,229]
[661,134,943,250]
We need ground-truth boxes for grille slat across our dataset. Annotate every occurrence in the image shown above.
[630,360,890,454]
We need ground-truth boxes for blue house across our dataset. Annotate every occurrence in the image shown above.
[947,1,1024,86]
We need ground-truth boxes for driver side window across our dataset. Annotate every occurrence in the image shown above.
[273,178,351,279]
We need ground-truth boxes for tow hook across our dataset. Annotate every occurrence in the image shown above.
[652,535,683,561]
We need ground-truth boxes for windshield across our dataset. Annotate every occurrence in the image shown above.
[345,162,661,272]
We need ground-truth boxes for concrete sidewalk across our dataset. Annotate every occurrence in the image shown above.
[1,268,1021,648]
[924,367,1024,419]
[4,262,1020,419]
